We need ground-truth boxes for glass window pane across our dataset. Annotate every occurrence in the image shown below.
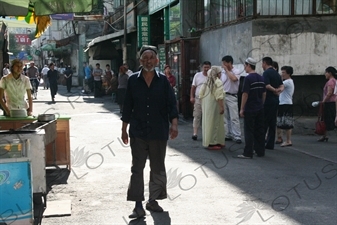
[257,0,291,15]
[169,3,182,40]
[295,0,313,15]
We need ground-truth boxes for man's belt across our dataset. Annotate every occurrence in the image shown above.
[226,92,237,97]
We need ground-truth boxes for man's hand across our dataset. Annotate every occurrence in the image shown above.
[240,109,244,118]
[121,130,129,144]
[219,106,224,114]
[169,124,178,139]
[190,97,195,104]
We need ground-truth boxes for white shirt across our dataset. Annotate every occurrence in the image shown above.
[220,67,241,94]
[192,72,208,98]
[279,79,295,105]
[126,69,133,77]
[0,74,32,110]
[2,68,10,76]
[41,67,49,75]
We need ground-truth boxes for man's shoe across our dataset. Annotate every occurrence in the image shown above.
[146,200,163,212]
[192,135,197,141]
[237,154,252,159]
[129,207,145,219]
[225,137,232,141]
[235,139,242,144]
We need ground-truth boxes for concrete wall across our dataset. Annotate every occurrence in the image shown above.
[199,21,253,67]
[198,16,337,115]
[251,16,337,75]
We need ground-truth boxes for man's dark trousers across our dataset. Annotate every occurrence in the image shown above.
[264,100,279,149]
[243,109,265,157]
[127,138,167,201]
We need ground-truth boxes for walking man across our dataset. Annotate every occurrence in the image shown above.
[190,61,211,140]
[92,63,103,98]
[221,55,242,143]
[262,57,284,150]
[64,65,73,93]
[121,45,179,219]
[238,58,266,158]
[41,65,49,89]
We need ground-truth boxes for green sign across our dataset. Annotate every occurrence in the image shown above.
[137,15,150,47]
[149,0,176,15]
[34,0,97,16]
[158,45,166,72]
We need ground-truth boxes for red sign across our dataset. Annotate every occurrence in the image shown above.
[14,34,31,45]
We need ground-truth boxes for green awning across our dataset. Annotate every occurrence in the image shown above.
[0,0,29,16]
[40,43,56,51]
[0,0,98,16]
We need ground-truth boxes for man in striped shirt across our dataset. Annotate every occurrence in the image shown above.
[238,57,266,159]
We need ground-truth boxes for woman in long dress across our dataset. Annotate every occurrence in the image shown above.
[199,66,225,150]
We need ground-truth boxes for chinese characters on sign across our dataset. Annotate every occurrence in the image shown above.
[14,34,31,45]
[137,16,150,47]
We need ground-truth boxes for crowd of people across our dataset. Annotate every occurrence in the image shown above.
[190,56,337,158]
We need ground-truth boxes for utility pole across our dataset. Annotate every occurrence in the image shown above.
[123,0,127,64]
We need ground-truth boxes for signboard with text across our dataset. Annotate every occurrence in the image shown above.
[15,34,31,45]
[158,45,166,72]
[137,16,150,47]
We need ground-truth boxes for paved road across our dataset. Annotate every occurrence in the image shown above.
[32,85,336,225]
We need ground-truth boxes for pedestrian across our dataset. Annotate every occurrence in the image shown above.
[164,65,176,88]
[190,61,211,140]
[0,59,33,117]
[221,55,242,144]
[84,62,92,93]
[121,45,178,219]
[41,65,49,89]
[317,66,337,142]
[117,65,128,113]
[262,57,284,150]
[92,63,103,98]
[238,58,266,159]
[199,66,225,150]
[104,64,114,95]
[276,66,295,147]
[2,63,10,77]
[272,61,279,72]
[47,63,58,103]
[123,63,133,77]
[27,61,40,92]
[64,65,73,93]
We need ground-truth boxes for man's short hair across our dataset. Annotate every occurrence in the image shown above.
[202,61,211,66]
[106,64,110,67]
[96,63,100,66]
[262,57,273,66]
[222,55,233,64]
[281,66,293,76]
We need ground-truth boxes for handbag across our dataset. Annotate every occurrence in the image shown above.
[315,102,326,135]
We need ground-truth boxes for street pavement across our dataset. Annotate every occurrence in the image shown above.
[31,84,336,225]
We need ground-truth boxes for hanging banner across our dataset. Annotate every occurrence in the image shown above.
[137,15,150,47]
[50,14,74,20]
[34,0,97,16]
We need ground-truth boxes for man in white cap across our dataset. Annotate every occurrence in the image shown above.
[121,45,179,219]
[238,57,266,159]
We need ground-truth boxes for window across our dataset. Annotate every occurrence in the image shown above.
[257,0,291,15]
